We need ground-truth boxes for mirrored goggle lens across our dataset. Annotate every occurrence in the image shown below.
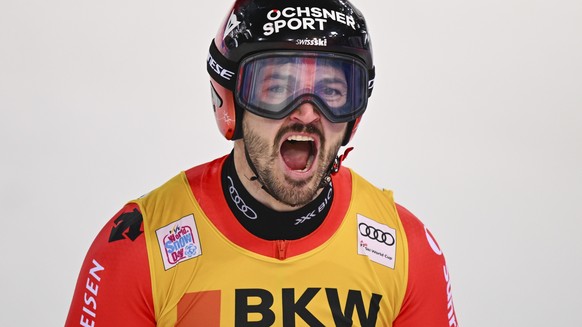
[236,53,368,123]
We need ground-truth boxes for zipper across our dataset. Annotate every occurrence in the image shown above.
[276,240,289,260]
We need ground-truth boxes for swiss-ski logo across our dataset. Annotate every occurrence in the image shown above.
[295,38,328,47]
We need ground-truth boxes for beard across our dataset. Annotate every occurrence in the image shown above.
[242,121,342,207]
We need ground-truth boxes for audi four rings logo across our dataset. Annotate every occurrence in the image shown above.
[359,223,395,246]
[227,176,258,220]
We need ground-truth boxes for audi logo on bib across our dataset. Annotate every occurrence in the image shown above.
[357,214,397,269]
[359,222,395,246]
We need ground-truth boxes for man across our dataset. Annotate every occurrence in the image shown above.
[66,0,458,326]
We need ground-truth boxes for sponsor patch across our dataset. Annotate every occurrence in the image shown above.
[357,214,396,269]
[156,214,202,270]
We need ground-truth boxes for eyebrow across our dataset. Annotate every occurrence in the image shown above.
[262,73,346,83]
[261,72,296,83]
[316,77,348,86]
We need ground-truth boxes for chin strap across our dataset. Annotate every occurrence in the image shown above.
[332,147,354,174]
[319,146,354,188]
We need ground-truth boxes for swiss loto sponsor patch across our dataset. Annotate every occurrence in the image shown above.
[156,214,202,270]
[357,214,397,269]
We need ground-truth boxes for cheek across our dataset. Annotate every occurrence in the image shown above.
[243,114,281,140]
[324,122,348,144]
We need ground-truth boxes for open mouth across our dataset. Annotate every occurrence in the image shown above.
[280,135,317,172]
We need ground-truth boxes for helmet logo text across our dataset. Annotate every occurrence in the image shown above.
[296,38,327,47]
[263,7,356,36]
[207,52,235,81]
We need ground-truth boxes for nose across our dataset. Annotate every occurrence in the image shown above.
[288,102,321,124]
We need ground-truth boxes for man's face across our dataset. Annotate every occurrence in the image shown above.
[241,61,348,207]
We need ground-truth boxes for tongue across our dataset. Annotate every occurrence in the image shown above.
[281,141,311,170]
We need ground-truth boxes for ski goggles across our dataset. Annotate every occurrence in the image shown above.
[235,51,372,123]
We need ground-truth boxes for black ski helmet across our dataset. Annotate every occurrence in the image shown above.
[207,0,374,145]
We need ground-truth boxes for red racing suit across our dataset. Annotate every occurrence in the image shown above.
[66,156,458,326]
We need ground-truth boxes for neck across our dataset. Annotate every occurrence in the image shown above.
[223,151,333,240]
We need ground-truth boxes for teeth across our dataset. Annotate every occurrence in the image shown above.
[287,135,314,142]
[303,154,315,172]
[284,135,316,172]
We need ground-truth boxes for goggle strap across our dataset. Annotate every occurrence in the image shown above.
[207,40,238,90]
[367,66,375,97]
